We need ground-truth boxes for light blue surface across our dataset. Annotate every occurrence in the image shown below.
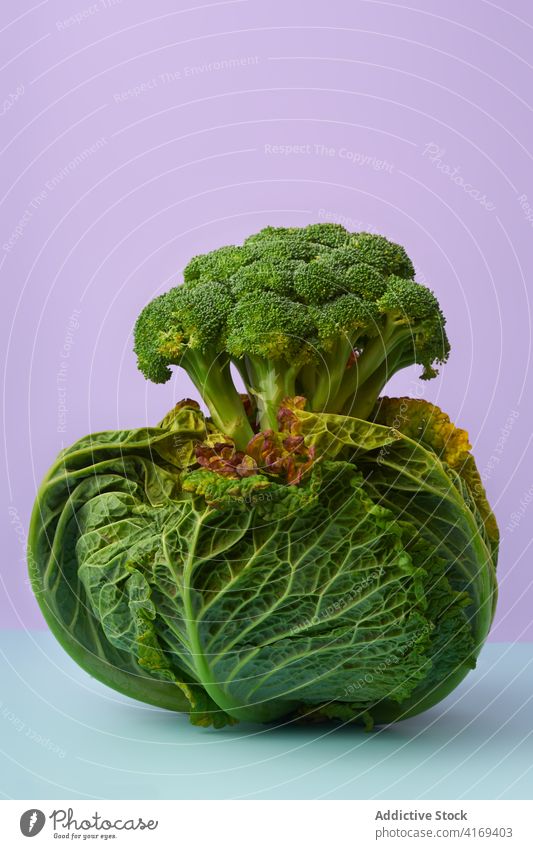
[0,631,531,800]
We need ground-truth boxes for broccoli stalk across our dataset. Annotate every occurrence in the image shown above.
[241,356,301,432]
[310,337,355,411]
[133,224,449,450]
[179,350,254,446]
[328,320,417,418]
[133,284,254,445]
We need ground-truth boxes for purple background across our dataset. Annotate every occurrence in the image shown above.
[1,0,532,639]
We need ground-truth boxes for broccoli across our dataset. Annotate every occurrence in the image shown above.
[134,224,449,446]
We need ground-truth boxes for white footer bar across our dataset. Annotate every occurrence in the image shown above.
[1,799,531,848]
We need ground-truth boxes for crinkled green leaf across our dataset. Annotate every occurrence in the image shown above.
[286,405,400,458]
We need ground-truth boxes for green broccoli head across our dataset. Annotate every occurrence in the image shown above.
[134,223,450,442]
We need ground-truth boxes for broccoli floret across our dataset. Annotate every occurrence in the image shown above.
[226,291,315,362]
[134,281,253,446]
[311,295,380,345]
[378,277,450,380]
[243,225,295,244]
[243,234,326,263]
[378,275,441,319]
[134,224,449,445]
[307,296,381,409]
[179,280,233,351]
[134,288,184,384]
[348,232,415,278]
[226,291,317,429]
[184,245,245,284]
[229,260,299,298]
[134,281,232,377]
[333,276,449,417]
[292,258,344,304]
[297,222,351,248]
[342,262,389,300]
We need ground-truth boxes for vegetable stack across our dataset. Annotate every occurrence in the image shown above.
[29,224,498,728]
